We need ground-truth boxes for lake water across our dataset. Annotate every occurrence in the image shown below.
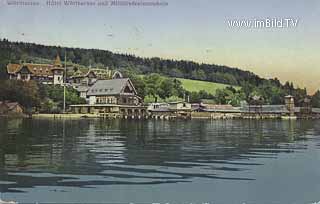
[0,118,320,204]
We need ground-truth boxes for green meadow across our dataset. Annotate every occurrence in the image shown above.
[177,78,240,94]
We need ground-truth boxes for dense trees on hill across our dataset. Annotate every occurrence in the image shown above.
[38,84,86,113]
[123,72,185,103]
[0,80,85,113]
[0,38,319,107]
[0,80,40,109]
[0,38,263,86]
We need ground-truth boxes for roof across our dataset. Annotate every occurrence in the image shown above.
[7,63,57,77]
[87,78,137,96]
[149,107,172,112]
[200,108,241,113]
[199,105,241,113]
[202,104,237,110]
[168,101,187,104]
[70,68,112,79]
[74,85,89,92]
[89,69,111,79]
[112,71,123,79]
[6,102,20,110]
[6,63,21,74]
[54,54,62,67]
[0,101,23,110]
[241,105,289,113]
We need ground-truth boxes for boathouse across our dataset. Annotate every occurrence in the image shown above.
[191,104,241,119]
[86,78,141,106]
[148,102,192,119]
[70,78,147,118]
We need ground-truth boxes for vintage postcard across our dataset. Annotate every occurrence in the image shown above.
[0,0,320,204]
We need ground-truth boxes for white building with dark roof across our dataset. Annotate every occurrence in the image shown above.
[87,78,141,106]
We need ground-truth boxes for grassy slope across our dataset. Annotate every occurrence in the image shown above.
[177,78,240,94]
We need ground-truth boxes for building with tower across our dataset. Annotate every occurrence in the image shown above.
[7,55,65,85]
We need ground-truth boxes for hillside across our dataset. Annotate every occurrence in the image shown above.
[177,78,240,94]
[0,39,264,87]
[0,38,310,105]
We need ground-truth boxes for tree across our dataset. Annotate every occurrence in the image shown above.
[144,73,162,102]
[158,78,175,100]
[171,68,184,78]
[0,39,311,104]
[191,69,206,80]
[0,80,41,109]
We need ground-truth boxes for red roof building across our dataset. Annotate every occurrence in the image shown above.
[7,55,64,85]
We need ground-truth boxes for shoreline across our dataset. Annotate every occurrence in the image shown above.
[32,113,101,119]
[27,113,319,120]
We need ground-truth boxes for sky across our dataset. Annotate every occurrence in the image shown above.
[0,0,319,93]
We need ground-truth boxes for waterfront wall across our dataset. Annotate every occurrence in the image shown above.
[191,112,242,119]
[65,104,320,120]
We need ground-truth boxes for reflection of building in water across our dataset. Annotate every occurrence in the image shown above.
[123,119,313,167]
[76,121,126,164]
[285,95,295,116]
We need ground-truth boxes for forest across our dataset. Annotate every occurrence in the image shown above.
[0,38,319,109]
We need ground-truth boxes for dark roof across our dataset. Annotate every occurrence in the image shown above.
[201,107,241,113]
[241,105,289,113]
[87,78,136,96]
[0,101,23,110]
[74,85,89,92]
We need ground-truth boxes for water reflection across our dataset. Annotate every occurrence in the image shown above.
[0,118,318,193]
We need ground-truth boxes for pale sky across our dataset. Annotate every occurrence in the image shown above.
[0,0,319,93]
